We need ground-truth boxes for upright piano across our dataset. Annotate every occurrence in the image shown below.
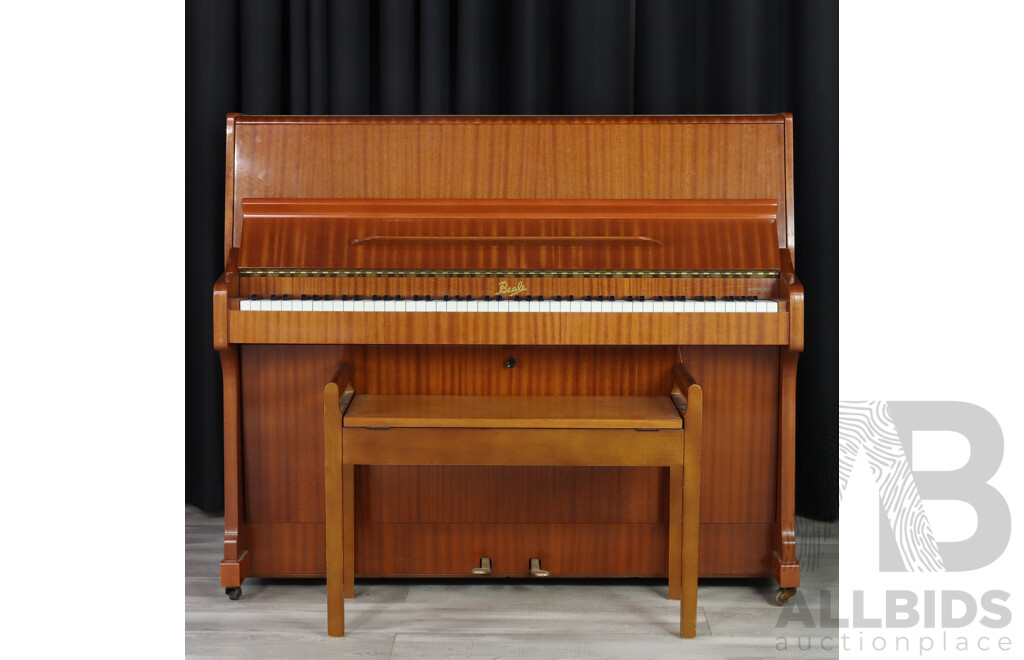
[214,115,803,604]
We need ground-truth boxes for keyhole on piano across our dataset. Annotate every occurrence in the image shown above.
[504,358,517,368]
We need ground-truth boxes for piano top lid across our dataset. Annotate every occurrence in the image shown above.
[238,198,781,274]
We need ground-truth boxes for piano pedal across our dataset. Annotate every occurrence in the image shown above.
[471,557,492,575]
[529,557,550,578]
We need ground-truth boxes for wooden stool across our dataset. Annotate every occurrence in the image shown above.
[323,363,702,638]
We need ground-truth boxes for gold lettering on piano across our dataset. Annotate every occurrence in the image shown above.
[495,280,527,296]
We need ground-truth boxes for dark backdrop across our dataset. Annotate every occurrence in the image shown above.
[186,0,838,520]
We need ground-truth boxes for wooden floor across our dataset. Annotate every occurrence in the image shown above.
[186,505,838,659]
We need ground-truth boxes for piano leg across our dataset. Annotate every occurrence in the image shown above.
[772,349,801,600]
[218,345,251,596]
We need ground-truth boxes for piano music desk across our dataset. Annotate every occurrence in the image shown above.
[323,364,703,638]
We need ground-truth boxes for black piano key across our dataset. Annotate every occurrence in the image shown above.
[325,295,332,301]
[626,296,633,302]
[466,295,473,300]
[496,295,503,301]
[413,295,420,301]
[301,294,308,301]
[586,296,592,301]
[270,295,277,301]
[484,295,491,301]
[638,296,645,302]
[568,295,574,301]
[752,296,759,300]
[657,296,664,302]
[444,295,450,301]
[537,295,543,301]
[555,296,562,301]
[281,294,289,301]
[250,294,258,300]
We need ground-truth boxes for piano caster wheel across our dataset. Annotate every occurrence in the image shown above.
[226,587,242,600]
[776,587,797,605]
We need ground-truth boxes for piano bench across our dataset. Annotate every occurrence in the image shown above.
[323,367,703,638]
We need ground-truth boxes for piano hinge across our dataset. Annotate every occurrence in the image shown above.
[362,426,392,430]
[634,428,662,432]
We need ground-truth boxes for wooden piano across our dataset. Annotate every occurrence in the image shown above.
[213,115,804,612]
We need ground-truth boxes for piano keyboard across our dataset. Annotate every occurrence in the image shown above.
[239,295,779,313]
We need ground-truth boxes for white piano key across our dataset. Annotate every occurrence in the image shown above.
[539,300,552,313]
[724,300,736,312]
[486,299,500,312]
[270,299,282,311]
[302,298,313,311]
[672,300,687,313]
[529,299,540,313]
[569,300,583,312]
[382,299,396,312]
[601,299,613,313]
[498,299,511,313]
[712,300,726,312]
[755,300,768,312]
[240,299,251,311]
[312,299,323,311]
[641,300,655,313]
[456,299,469,312]
[767,300,779,312]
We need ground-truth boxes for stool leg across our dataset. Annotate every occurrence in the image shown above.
[668,465,682,601]
[325,388,345,637]
[344,463,355,598]
[680,466,699,639]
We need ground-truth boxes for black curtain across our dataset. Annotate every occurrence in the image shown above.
[186,0,839,520]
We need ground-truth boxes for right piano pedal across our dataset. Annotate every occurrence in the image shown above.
[529,557,550,577]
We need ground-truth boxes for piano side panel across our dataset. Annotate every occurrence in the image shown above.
[230,119,788,250]
[239,344,346,523]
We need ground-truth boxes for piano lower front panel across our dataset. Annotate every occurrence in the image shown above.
[238,343,780,578]
[241,521,774,578]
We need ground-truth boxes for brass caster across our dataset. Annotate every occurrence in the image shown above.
[776,587,797,605]
[226,586,242,600]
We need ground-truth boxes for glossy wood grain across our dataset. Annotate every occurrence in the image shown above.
[344,394,682,429]
[238,198,780,272]
[226,116,792,250]
[227,310,790,346]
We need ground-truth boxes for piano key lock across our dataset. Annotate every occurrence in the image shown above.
[504,358,517,369]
